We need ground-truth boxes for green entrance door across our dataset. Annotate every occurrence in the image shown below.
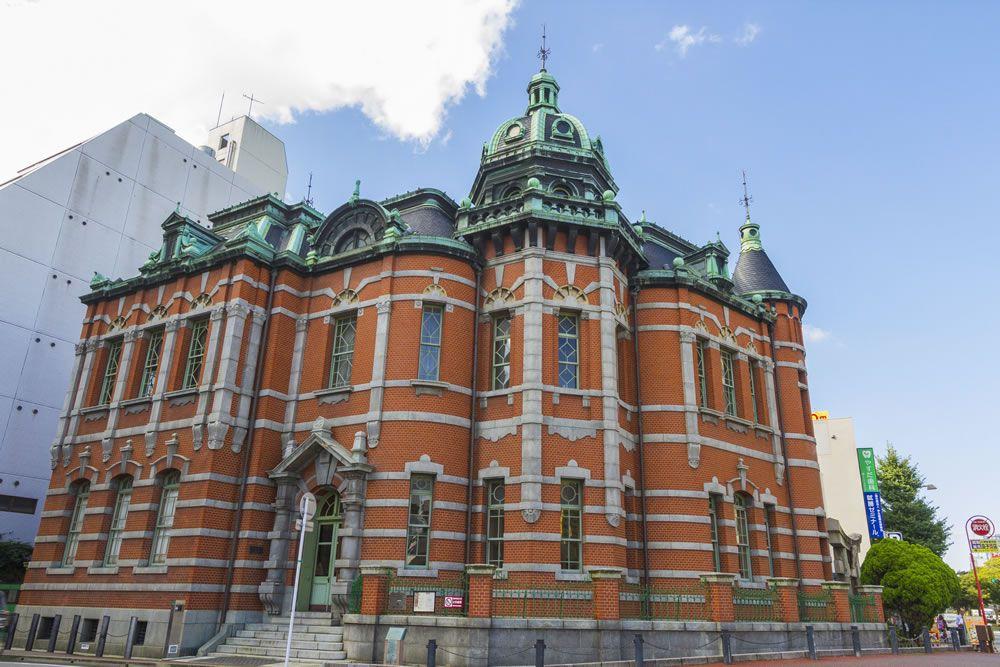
[298,492,342,611]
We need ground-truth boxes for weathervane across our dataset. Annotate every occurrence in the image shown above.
[538,25,551,70]
[243,92,264,117]
[305,172,314,207]
[740,169,753,219]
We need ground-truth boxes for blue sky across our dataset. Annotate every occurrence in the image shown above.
[265,3,999,571]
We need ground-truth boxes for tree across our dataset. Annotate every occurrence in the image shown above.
[877,445,951,556]
[0,537,32,583]
[861,539,961,637]
[959,557,1000,609]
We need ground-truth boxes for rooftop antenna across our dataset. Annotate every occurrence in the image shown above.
[305,172,314,206]
[242,92,264,117]
[537,24,551,71]
[215,92,225,128]
[740,169,753,220]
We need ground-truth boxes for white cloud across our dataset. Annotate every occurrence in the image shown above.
[0,0,518,180]
[802,324,832,343]
[656,25,721,57]
[592,43,604,53]
[735,23,760,46]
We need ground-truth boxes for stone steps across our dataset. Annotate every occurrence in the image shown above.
[212,614,346,663]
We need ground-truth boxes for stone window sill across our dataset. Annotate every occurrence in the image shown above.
[45,566,76,575]
[555,571,590,582]
[79,405,109,422]
[410,379,447,397]
[120,397,152,414]
[87,565,120,575]
[164,388,197,407]
[133,565,168,575]
[315,386,352,405]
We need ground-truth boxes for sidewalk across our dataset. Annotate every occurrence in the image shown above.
[716,651,999,665]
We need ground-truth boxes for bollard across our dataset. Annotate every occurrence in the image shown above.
[633,634,644,667]
[851,625,861,657]
[950,628,960,651]
[534,638,545,667]
[3,613,18,650]
[922,628,932,653]
[46,614,62,653]
[806,625,817,660]
[95,615,110,657]
[66,615,81,655]
[889,625,899,655]
[426,638,437,667]
[123,616,138,660]
[24,613,40,652]
[721,629,733,665]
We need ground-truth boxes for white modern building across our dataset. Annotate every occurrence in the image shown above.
[813,414,871,566]
[0,113,287,541]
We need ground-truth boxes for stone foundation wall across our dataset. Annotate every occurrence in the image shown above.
[342,613,886,667]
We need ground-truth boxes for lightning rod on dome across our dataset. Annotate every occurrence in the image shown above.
[740,169,753,220]
[538,25,551,70]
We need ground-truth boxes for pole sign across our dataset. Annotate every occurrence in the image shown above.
[971,539,1000,553]
[857,448,885,539]
[969,516,995,539]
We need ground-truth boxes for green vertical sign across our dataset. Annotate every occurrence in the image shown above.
[857,448,879,493]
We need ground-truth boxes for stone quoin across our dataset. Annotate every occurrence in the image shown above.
[15,65,870,662]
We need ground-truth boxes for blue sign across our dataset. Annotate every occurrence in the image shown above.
[864,491,885,539]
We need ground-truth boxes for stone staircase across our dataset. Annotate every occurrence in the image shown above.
[211,612,346,662]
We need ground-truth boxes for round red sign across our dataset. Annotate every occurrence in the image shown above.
[970,517,994,537]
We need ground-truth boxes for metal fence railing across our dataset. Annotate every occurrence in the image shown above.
[849,592,879,623]
[491,574,593,619]
[798,589,834,622]
[386,572,468,616]
[620,582,713,621]
[733,587,780,622]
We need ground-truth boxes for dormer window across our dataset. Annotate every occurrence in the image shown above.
[505,123,523,142]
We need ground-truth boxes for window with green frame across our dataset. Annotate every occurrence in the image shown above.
[491,315,511,390]
[63,481,90,566]
[557,313,579,389]
[405,474,434,568]
[747,360,759,422]
[763,503,776,577]
[560,479,583,570]
[149,471,180,565]
[328,314,357,388]
[708,493,722,572]
[181,320,209,389]
[138,330,163,398]
[485,479,505,567]
[104,476,133,565]
[696,339,709,408]
[721,349,737,416]
[417,304,443,381]
[734,493,753,579]
[97,340,123,405]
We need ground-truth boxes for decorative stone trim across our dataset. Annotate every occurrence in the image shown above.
[80,406,109,422]
[133,565,169,575]
[45,566,76,575]
[164,388,197,407]
[410,379,447,396]
[315,386,352,405]
[120,397,152,415]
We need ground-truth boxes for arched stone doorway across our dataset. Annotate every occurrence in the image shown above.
[297,490,343,611]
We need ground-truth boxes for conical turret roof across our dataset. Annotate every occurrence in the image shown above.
[732,217,790,294]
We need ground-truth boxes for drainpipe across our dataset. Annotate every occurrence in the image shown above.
[629,289,650,586]
[767,315,803,582]
[217,265,278,631]
[463,266,483,566]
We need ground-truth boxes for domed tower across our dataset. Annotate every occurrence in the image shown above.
[457,66,645,575]
[733,207,833,580]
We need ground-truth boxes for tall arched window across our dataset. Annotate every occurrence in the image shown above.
[150,471,180,565]
[63,480,91,566]
[734,493,753,580]
[104,475,133,566]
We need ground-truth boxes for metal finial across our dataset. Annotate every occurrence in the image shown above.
[538,25,551,71]
[242,92,265,117]
[305,172,314,206]
[740,169,753,220]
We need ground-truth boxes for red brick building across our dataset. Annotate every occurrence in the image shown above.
[14,68,865,660]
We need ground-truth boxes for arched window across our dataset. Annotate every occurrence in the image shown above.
[501,186,521,200]
[63,480,91,566]
[149,471,180,565]
[334,228,372,253]
[551,184,573,198]
[104,475,133,566]
[734,493,753,579]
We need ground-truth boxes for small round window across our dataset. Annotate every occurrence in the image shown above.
[555,120,571,134]
[505,123,523,140]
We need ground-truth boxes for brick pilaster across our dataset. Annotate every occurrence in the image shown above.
[767,577,800,623]
[821,581,852,623]
[465,564,495,618]
[856,585,885,623]
[700,573,738,622]
[590,569,622,620]
[359,566,393,615]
